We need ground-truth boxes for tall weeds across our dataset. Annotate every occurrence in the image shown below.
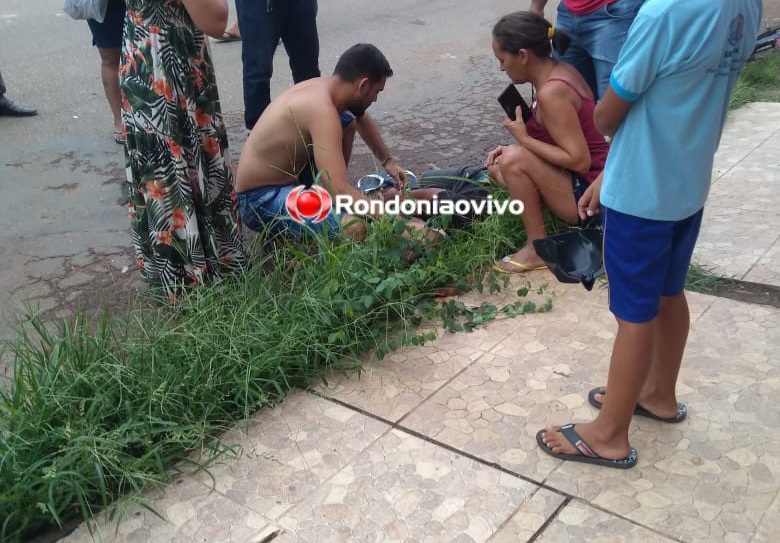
[0,213,550,541]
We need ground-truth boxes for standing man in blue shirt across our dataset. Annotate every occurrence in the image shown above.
[537,0,763,468]
[236,0,320,130]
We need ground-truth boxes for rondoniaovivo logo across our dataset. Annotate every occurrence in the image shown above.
[285,185,333,224]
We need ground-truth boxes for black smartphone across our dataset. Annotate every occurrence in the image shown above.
[498,84,532,123]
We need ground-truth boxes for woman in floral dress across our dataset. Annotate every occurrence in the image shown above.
[120,0,244,299]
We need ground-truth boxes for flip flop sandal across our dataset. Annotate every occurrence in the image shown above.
[492,256,548,274]
[113,130,126,145]
[536,424,638,469]
[216,31,241,42]
[587,387,688,423]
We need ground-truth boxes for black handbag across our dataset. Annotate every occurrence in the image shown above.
[533,227,605,291]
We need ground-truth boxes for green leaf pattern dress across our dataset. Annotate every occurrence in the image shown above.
[120,0,244,299]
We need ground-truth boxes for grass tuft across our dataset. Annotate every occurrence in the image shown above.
[0,211,556,542]
[730,50,780,109]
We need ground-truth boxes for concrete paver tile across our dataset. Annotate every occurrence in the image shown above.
[315,279,558,423]
[754,490,780,543]
[278,429,537,543]
[270,533,308,543]
[708,162,780,213]
[187,391,389,520]
[712,103,780,180]
[402,290,620,481]
[532,500,678,543]
[59,477,279,543]
[543,297,780,543]
[744,243,780,287]
[315,341,489,423]
[693,205,779,279]
[745,131,780,170]
[488,488,566,542]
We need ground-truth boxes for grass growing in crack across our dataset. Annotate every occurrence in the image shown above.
[685,263,737,294]
[0,212,555,542]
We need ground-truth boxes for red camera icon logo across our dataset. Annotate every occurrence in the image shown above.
[285,185,332,224]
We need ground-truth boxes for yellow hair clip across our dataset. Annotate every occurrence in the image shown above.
[548,26,555,40]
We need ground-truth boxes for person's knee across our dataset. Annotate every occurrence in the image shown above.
[498,146,535,182]
[659,292,687,311]
[99,48,121,67]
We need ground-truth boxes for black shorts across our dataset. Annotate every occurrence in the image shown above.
[87,0,126,49]
[572,173,602,227]
[572,173,590,204]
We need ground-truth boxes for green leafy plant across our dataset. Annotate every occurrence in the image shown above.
[0,210,558,542]
[730,50,780,109]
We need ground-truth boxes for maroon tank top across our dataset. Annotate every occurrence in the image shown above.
[524,78,609,184]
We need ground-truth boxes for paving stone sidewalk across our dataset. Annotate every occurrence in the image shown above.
[57,103,780,543]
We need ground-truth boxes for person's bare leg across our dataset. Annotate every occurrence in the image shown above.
[639,292,688,416]
[225,21,240,39]
[541,317,655,460]
[98,47,123,137]
[494,145,576,270]
[592,293,688,419]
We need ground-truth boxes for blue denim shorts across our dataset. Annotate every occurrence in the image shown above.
[555,0,644,99]
[603,206,703,323]
[237,110,355,236]
[237,184,341,237]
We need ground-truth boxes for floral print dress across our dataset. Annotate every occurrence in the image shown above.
[120,0,244,299]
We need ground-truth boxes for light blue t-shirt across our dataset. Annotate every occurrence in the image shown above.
[600,0,762,221]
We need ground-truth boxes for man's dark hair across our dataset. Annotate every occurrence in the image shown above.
[333,44,393,83]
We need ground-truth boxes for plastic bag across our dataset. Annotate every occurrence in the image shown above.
[63,0,109,23]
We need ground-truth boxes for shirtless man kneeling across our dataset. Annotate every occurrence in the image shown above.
[236,43,429,241]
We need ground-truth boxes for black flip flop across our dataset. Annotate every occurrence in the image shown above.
[536,424,637,469]
[587,387,687,423]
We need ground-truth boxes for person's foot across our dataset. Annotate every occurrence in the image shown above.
[539,421,633,462]
[0,96,37,117]
[216,22,241,42]
[590,386,685,422]
[493,245,547,274]
[537,423,637,468]
[113,124,126,144]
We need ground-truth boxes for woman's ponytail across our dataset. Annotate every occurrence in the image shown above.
[549,25,573,56]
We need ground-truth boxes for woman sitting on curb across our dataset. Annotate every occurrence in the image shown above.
[487,11,609,274]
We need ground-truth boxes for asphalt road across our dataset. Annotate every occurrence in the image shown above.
[0,0,525,342]
[0,0,777,343]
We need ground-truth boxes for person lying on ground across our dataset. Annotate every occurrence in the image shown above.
[236,43,433,242]
[487,11,609,274]
[377,166,494,230]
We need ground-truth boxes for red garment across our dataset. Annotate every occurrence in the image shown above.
[563,0,616,16]
[524,78,609,184]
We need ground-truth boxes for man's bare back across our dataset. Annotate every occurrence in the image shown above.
[236,78,342,193]
[233,43,439,242]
